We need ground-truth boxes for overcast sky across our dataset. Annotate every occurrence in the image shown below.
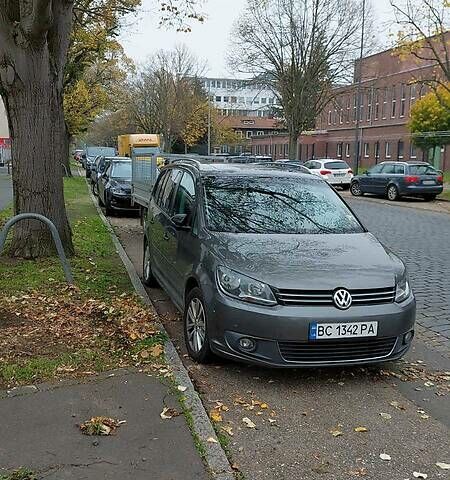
[120,0,397,77]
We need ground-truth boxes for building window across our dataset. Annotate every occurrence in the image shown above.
[345,143,350,157]
[269,98,274,104]
[346,95,351,123]
[246,131,252,139]
[223,96,229,103]
[364,143,369,157]
[391,85,397,118]
[400,84,406,117]
[257,130,264,136]
[409,84,416,115]
[374,89,379,120]
[353,94,357,122]
[230,96,237,103]
[366,91,372,122]
[339,108,343,124]
[215,96,222,102]
[398,140,404,158]
[337,143,343,158]
[261,98,267,104]
[375,141,380,161]
[410,142,417,158]
[382,87,387,119]
[328,110,332,125]
[385,142,391,158]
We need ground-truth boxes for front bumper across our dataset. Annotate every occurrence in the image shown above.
[110,194,138,211]
[205,288,416,367]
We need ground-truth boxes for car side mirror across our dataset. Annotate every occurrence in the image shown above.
[172,213,190,230]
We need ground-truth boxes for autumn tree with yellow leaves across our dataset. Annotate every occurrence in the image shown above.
[409,84,450,151]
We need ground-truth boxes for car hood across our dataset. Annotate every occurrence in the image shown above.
[109,178,131,191]
[207,232,403,290]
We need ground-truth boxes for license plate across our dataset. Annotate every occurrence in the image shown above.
[309,321,378,340]
[333,173,345,177]
[423,180,435,185]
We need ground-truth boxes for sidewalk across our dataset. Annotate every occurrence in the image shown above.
[0,370,209,479]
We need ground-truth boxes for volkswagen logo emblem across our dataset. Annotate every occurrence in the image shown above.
[333,288,352,310]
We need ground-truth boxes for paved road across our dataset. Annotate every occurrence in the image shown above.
[347,197,450,351]
[0,167,12,211]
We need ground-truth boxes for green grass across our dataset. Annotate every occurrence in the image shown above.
[0,177,133,298]
[0,349,113,385]
[0,468,35,480]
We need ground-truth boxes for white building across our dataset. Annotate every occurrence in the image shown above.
[202,78,278,118]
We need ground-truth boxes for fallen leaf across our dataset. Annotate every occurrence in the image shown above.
[379,453,391,461]
[140,349,150,359]
[330,427,343,437]
[348,467,368,476]
[160,407,179,420]
[260,403,269,409]
[79,416,124,436]
[379,412,392,420]
[209,409,223,423]
[412,472,427,479]
[150,344,164,357]
[221,425,234,436]
[177,385,187,392]
[242,417,256,428]
[390,400,406,410]
[207,437,218,443]
[354,426,369,433]
[268,418,277,424]
[436,462,450,470]
[424,381,434,387]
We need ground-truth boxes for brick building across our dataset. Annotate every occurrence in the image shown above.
[251,36,450,170]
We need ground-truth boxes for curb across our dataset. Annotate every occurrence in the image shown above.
[87,184,235,480]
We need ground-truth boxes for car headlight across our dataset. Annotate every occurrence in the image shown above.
[111,187,126,195]
[216,266,277,306]
[395,274,411,303]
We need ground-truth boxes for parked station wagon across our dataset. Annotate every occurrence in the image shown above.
[143,161,416,367]
[351,161,444,201]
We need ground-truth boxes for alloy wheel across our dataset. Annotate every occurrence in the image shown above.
[186,298,206,353]
[387,185,398,201]
[350,182,362,196]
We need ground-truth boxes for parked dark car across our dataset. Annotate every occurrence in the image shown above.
[143,160,415,367]
[91,155,114,196]
[350,161,444,201]
[98,158,138,215]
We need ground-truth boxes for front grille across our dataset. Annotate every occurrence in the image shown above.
[275,287,395,307]
[278,337,397,363]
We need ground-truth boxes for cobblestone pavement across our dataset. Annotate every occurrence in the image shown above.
[347,197,450,354]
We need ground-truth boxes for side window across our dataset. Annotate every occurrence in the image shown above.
[368,164,384,174]
[304,161,312,169]
[160,169,183,213]
[153,171,169,206]
[381,163,396,174]
[394,164,405,174]
[173,172,196,216]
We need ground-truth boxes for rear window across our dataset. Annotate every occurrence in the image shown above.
[203,175,364,235]
[111,162,132,179]
[408,164,438,175]
[324,161,350,170]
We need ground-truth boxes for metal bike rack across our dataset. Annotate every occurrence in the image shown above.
[0,213,74,284]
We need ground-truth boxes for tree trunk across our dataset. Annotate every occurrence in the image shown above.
[62,132,73,177]
[3,50,74,258]
[288,132,298,160]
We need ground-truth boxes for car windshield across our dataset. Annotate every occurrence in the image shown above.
[408,164,438,175]
[203,176,364,234]
[324,161,350,170]
[111,162,132,179]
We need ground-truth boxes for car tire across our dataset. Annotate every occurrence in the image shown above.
[387,184,399,201]
[341,184,351,191]
[142,239,159,287]
[423,194,436,202]
[350,181,363,196]
[105,201,113,216]
[91,182,98,197]
[183,287,214,364]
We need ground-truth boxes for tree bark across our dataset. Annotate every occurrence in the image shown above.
[0,5,74,258]
[288,132,298,160]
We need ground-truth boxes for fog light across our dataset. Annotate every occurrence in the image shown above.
[239,337,256,352]
[403,330,414,345]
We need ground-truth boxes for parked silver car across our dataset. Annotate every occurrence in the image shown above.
[143,161,416,367]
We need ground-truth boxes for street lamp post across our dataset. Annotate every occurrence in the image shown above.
[354,0,366,174]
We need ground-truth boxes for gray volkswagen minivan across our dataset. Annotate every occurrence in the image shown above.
[143,160,415,367]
